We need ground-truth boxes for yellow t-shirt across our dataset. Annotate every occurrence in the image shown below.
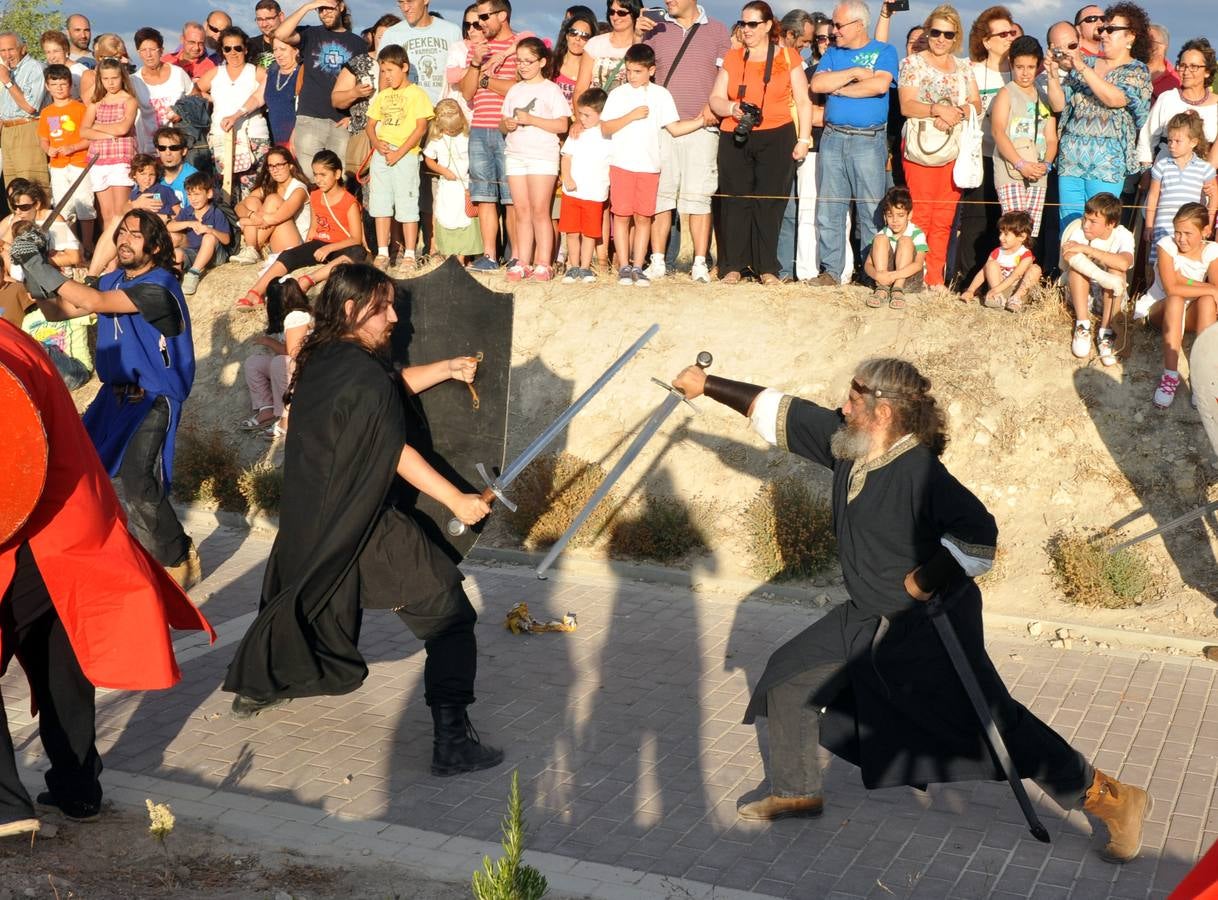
[366,83,434,153]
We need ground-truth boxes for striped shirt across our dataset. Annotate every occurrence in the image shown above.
[1151,155,1217,236]
[469,37,518,129]
[643,9,731,121]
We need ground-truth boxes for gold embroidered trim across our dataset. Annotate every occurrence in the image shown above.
[776,394,793,451]
[846,433,918,503]
[943,534,997,561]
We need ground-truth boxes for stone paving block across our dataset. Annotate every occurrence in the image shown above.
[1038,856,1082,887]
[949,869,997,897]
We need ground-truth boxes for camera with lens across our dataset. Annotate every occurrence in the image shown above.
[733,101,763,143]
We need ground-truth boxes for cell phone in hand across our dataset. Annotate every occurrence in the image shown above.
[642,7,665,23]
[886,0,909,11]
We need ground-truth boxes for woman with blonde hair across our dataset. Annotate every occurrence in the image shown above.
[422,99,483,264]
[898,4,980,286]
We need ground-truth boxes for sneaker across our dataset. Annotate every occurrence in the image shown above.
[1154,371,1181,409]
[643,255,666,280]
[468,256,498,272]
[530,265,553,282]
[633,266,650,288]
[618,265,636,285]
[1097,332,1117,367]
[691,260,711,284]
[1071,323,1092,359]
[811,272,839,287]
[232,245,261,265]
[562,267,583,284]
[581,268,597,283]
[181,269,201,296]
[505,264,530,282]
[373,254,391,271]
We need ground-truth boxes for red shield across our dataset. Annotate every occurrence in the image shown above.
[0,361,48,545]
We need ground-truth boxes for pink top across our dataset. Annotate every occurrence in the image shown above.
[90,98,137,167]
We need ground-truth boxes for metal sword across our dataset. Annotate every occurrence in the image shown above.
[1105,499,1218,555]
[446,324,661,536]
[535,351,712,580]
[40,157,97,234]
[926,595,1051,843]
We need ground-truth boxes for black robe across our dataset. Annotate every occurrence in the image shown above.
[223,341,462,702]
[745,396,1088,799]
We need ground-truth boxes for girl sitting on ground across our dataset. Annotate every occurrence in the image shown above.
[241,275,313,441]
[234,150,366,309]
[960,210,1041,312]
[232,148,313,264]
[1136,202,1218,409]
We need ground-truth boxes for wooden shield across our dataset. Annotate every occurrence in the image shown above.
[0,362,48,545]
[391,258,514,561]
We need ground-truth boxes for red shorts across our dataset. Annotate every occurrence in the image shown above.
[609,166,660,218]
[558,195,605,239]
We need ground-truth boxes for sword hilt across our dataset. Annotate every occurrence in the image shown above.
[652,351,713,408]
[446,462,517,537]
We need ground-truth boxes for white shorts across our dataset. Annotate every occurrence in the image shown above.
[656,127,719,216]
[90,162,134,192]
[505,152,559,178]
[51,163,97,222]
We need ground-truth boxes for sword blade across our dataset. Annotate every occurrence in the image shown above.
[1107,499,1218,554]
[40,157,96,233]
[498,323,659,488]
[927,598,1051,843]
[535,390,682,579]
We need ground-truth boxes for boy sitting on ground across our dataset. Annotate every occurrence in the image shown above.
[1060,192,1135,365]
[863,187,927,309]
[961,210,1042,312]
[168,172,232,296]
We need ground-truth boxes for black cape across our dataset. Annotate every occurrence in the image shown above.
[746,397,1087,797]
[223,340,462,701]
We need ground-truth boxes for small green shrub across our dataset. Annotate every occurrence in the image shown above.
[609,495,712,564]
[471,770,547,900]
[173,428,246,511]
[744,477,837,581]
[503,452,619,551]
[1047,531,1155,609]
[238,463,283,513]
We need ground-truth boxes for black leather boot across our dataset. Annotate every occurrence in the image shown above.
[431,705,504,777]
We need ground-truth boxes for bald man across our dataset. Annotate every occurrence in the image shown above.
[64,14,94,69]
[204,10,232,57]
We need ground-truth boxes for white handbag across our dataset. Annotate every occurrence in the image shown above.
[953,106,984,189]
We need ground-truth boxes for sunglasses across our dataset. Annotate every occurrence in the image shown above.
[222,44,246,52]
[463,20,482,31]
[1058,41,1079,50]
[988,29,1017,39]
[567,27,591,39]
[1099,24,1130,34]
[735,19,765,29]
[607,7,632,16]
[1076,14,1103,24]
[11,201,36,211]
[477,10,502,20]
[928,28,956,40]
[832,18,859,31]
[206,24,221,33]
[814,34,831,43]
[156,143,185,151]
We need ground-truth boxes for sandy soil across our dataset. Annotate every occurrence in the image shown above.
[82,257,1218,643]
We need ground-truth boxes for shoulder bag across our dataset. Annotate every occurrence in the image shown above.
[902,57,963,167]
[1002,85,1042,181]
[953,104,984,188]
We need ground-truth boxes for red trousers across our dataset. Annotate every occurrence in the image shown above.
[902,151,961,287]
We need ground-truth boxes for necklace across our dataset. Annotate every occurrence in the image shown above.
[1180,86,1210,106]
[275,66,296,92]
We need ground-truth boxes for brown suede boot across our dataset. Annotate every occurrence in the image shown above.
[738,795,824,821]
[1083,769,1150,862]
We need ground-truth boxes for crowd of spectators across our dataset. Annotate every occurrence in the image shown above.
[1,0,1218,411]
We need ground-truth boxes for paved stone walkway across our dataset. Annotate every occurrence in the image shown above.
[5,518,1214,899]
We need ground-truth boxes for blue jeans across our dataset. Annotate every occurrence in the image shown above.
[1058,174,1124,236]
[778,186,797,280]
[468,127,511,204]
[815,126,887,280]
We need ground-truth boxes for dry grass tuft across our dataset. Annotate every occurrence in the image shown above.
[238,462,283,513]
[173,427,247,511]
[609,495,714,564]
[1047,529,1156,608]
[743,477,837,581]
[502,452,619,550]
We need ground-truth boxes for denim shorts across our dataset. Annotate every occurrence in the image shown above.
[468,127,513,205]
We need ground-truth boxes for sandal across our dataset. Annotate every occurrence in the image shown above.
[235,289,264,309]
[373,255,391,270]
[721,271,742,284]
[1005,294,1024,313]
[297,274,316,293]
[983,291,1006,310]
[398,255,417,271]
[240,409,275,430]
[760,273,781,285]
[867,286,889,308]
[261,421,287,441]
[889,289,906,310]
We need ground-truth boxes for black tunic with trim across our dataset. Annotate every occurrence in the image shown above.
[745,396,1088,797]
[223,340,463,702]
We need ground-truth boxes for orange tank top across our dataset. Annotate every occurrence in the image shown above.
[720,45,800,133]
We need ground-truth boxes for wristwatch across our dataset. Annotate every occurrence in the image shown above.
[1,83,12,91]
[479,74,489,89]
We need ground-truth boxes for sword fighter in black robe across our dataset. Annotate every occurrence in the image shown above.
[672,357,1150,863]
[223,263,502,777]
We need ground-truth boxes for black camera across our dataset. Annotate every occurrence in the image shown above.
[733,101,763,143]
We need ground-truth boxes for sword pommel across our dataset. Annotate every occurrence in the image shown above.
[695,351,713,369]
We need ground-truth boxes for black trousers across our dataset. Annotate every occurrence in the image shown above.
[951,162,1000,288]
[0,544,102,823]
[716,123,796,277]
[118,397,189,568]
[277,240,368,274]
[419,158,436,254]
[395,586,478,708]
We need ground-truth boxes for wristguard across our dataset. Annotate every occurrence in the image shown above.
[704,375,766,417]
[912,547,963,596]
[18,255,67,300]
